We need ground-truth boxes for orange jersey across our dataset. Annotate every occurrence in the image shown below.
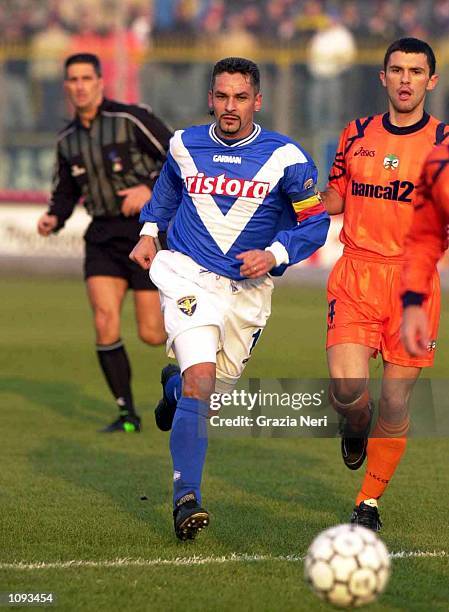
[402,144,449,297]
[328,112,449,260]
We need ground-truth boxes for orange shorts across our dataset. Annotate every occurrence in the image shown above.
[326,254,440,367]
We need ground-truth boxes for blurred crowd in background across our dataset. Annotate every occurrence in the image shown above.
[2,0,449,191]
[4,0,449,45]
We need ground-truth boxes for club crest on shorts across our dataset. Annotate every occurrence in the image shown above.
[427,339,437,351]
[177,296,197,316]
[383,153,399,170]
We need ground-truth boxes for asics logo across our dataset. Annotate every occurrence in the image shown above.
[185,173,270,199]
[354,146,376,157]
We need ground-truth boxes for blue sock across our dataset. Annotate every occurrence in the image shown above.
[165,372,182,407]
[170,396,208,508]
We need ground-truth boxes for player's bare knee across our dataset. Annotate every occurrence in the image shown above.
[182,363,216,401]
[331,378,368,406]
[138,326,167,346]
[94,308,120,341]
[379,396,409,424]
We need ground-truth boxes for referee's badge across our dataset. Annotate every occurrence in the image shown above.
[71,164,86,177]
[108,150,123,172]
[177,296,197,316]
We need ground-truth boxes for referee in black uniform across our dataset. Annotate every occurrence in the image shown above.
[37,53,172,433]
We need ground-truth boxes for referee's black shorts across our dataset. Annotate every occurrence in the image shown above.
[83,216,159,290]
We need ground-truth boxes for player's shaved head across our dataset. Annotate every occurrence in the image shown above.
[211,57,260,93]
[384,38,436,77]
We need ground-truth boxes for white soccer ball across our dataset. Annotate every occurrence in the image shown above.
[304,524,390,608]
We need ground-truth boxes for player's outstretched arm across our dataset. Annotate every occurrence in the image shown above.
[401,305,429,356]
[129,235,157,270]
[37,213,58,236]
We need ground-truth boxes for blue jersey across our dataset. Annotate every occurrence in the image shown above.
[140,123,329,280]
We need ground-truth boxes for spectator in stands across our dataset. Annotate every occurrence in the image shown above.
[153,0,178,34]
[341,1,365,38]
[240,3,263,37]
[5,0,449,46]
[216,12,259,57]
[30,13,70,131]
[306,9,356,130]
[5,0,449,152]
[258,0,285,39]
[294,0,329,38]
[3,21,34,131]
[366,0,399,42]
[69,8,144,103]
[200,0,226,37]
[397,1,428,39]
[171,0,199,42]
[432,0,449,36]
[129,3,153,46]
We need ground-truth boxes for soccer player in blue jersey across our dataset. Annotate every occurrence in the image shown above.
[130,57,330,540]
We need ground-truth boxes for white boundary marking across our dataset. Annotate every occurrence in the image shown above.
[0,551,446,570]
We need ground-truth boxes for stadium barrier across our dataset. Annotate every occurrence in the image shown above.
[0,196,342,279]
[0,196,89,275]
[1,197,448,284]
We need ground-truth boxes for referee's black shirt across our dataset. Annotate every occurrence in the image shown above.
[48,98,172,232]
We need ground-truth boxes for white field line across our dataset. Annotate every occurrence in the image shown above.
[0,551,446,570]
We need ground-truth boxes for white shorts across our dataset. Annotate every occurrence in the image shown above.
[150,250,274,390]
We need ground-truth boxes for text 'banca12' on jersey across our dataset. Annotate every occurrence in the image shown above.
[140,124,329,280]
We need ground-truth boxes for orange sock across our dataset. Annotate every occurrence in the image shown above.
[355,416,409,506]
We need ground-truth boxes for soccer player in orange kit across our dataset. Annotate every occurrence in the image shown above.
[401,145,449,355]
[322,38,448,530]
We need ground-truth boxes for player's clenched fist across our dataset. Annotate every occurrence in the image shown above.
[37,213,58,236]
[129,235,157,270]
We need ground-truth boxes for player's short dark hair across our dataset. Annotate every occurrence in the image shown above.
[384,38,436,76]
[64,53,102,78]
[210,57,260,92]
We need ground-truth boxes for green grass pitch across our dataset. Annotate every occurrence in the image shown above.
[1,277,448,611]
